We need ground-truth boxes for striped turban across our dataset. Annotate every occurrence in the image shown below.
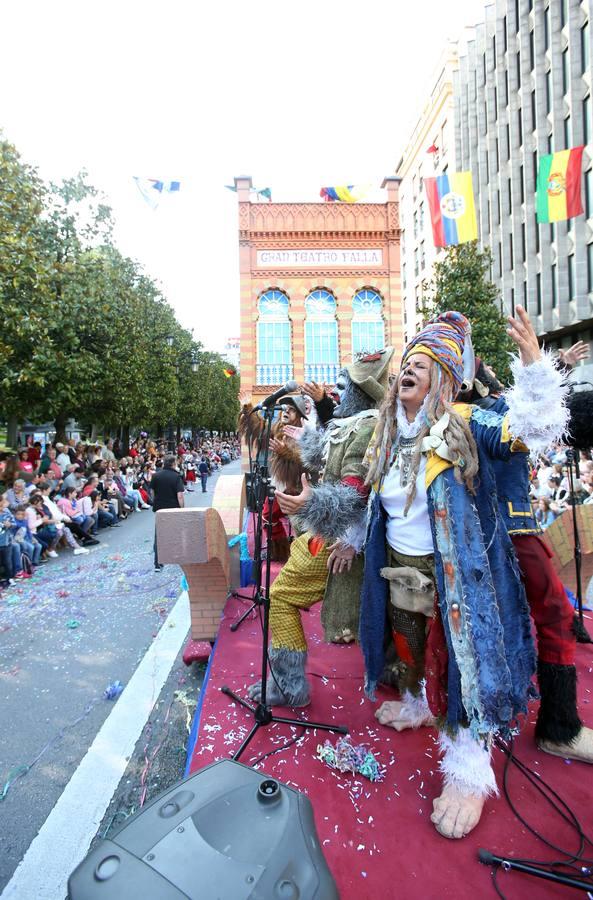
[401,311,469,395]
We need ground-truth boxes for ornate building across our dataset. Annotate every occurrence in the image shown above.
[233,176,403,399]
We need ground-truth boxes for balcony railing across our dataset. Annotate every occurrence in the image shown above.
[304,363,340,384]
[256,363,293,385]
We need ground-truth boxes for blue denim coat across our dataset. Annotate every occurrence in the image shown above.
[360,405,537,738]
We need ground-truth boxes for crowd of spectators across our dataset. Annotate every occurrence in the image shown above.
[530,445,593,530]
[0,433,240,589]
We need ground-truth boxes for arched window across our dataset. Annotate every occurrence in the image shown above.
[352,289,385,356]
[304,289,339,383]
[256,289,292,385]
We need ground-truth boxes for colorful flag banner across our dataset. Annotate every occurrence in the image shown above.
[223,365,237,378]
[424,172,478,247]
[320,185,369,203]
[225,184,272,201]
[133,177,181,210]
[536,146,584,223]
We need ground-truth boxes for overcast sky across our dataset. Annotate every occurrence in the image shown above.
[1,0,485,353]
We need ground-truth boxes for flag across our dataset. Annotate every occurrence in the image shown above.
[424,172,478,247]
[257,187,272,201]
[320,184,369,202]
[536,147,584,223]
[426,144,438,154]
[134,177,181,209]
[223,365,236,378]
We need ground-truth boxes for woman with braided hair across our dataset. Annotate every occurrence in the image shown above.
[358,307,569,840]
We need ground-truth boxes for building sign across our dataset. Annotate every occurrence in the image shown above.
[256,248,383,267]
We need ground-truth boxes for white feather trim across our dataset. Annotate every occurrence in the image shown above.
[438,728,498,798]
[503,352,569,456]
[399,686,434,727]
[341,513,368,552]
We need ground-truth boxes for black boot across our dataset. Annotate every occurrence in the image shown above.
[535,661,582,745]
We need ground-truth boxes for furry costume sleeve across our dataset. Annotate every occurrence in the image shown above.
[298,429,326,478]
[503,353,570,456]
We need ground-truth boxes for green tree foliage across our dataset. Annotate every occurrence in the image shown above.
[0,134,239,438]
[422,242,514,383]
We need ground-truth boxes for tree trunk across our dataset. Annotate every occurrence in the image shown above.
[122,424,130,456]
[176,423,181,444]
[7,416,18,449]
[91,424,98,442]
[54,412,68,444]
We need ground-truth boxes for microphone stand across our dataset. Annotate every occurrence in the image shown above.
[565,449,592,643]
[479,849,593,891]
[222,403,347,762]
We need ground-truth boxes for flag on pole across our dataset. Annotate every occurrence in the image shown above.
[223,365,237,378]
[424,172,478,247]
[133,178,181,209]
[536,147,584,223]
[320,185,369,202]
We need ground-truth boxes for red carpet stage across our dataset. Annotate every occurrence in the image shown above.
[186,587,593,899]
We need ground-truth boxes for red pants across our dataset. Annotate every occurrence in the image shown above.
[512,534,575,666]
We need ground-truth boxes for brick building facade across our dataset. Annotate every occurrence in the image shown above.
[233,176,403,399]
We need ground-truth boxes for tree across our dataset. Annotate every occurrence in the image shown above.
[422,242,514,383]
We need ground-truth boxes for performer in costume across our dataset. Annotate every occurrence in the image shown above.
[247,349,395,707]
[238,392,311,562]
[467,359,593,764]
[360,307,569,840]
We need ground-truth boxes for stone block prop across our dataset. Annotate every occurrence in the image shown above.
[156,507,232,642]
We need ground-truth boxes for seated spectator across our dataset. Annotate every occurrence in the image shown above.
[535,497,557,529]
[0,493,31,582]
[62,465,86,493]
[39,482,96,547]
[56,486,95,536]
[18,449,35,475]
[80,473,100,497]
[12,504,43,566]
[38,448,64,489]
[100,474,128,519]
[90,490,119,528]
[5,478,32,510]
[101,439,116,463]
[25,493,60,558]
[55,443,72,474]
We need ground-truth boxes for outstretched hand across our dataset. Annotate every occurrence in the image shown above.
[269,437,285,455]
[283,425,305,442]
[238,390,251,407]
[506,306,541,366]
[275,473,312,515]
[559,340,590,369]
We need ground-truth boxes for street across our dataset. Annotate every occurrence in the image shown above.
[0,462,236,898]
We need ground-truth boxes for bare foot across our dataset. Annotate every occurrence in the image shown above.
[538,725,593,764]
[430,785,485,839]
[375,699,435,731]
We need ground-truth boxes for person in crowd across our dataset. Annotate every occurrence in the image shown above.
[535,496,556,529]
[101,473,130,518]
[62,465,86,493]
[117,462,150,508]
[38,481,94,547]
[5,478,32,509]
[12,504,43,566]
[26,493,60,558]
[89,490,119,528]
[151,455,185,571]
[18,449,35,476]
[101,439,116,463]
[0,493,31,582]
[38,448,63,488]
[55,443,72,474]
[56,486,95,537]
[198,455,209,493]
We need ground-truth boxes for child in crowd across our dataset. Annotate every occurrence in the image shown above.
[0,493,31,583]
[12,504,43,565]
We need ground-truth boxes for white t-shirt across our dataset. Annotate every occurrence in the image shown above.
[380,456,433,556]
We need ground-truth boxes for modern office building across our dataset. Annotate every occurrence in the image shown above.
[232,176,404,400]
[454,0,592,375]
[397,0,592,380]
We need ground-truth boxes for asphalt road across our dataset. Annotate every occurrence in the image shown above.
[0,462,236,894]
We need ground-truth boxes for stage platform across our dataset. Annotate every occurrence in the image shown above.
[185,584,593,899]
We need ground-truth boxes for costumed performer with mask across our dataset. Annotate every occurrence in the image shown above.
[465,358,593,764]
[359,307,569,840]
[247,348,395,707]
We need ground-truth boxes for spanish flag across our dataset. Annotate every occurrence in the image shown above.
[319,185,369,202]
[424,172,478,247]
[536,147,584,223]
[223,365,236,378]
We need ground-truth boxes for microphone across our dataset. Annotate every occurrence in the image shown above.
[253,380,299,411]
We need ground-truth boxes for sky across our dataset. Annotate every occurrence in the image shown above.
[0,0,486,354]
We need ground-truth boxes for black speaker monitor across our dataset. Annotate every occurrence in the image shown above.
[68,759,339,900]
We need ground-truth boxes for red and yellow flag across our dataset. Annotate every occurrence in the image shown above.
[536,146,584,223]
[223,366,236,378]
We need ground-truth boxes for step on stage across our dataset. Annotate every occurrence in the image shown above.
[186,586,593,899]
